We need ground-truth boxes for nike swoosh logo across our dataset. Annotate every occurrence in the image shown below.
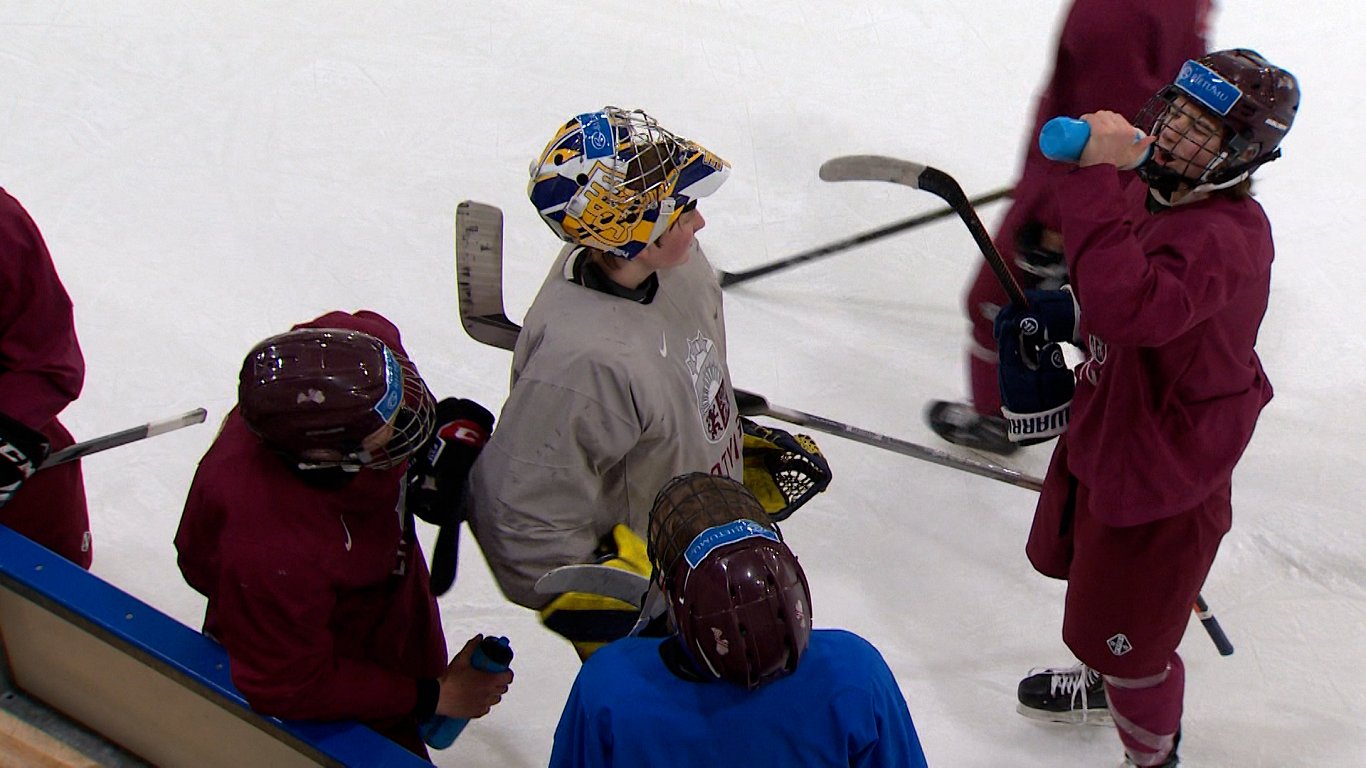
[340,515,353,552]
[659,332,668,358]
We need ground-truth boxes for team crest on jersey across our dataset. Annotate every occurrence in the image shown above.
[684,331,730,443]
[1107,633,1133,656]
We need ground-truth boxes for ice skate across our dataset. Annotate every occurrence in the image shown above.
[1016,663,1111,725]
[925,400,1019,456]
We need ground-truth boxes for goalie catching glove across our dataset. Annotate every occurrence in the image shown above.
[539,524,651,661]
[741,418,832,521]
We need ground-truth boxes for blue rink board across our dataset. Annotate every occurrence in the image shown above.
[0,525,430,767]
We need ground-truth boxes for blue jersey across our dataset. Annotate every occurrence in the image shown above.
[550,629,928,768]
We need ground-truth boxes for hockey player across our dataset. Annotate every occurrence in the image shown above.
[995,50,1298,767]
[466,107,829,660]
[549,473,927,767]
[927,0,1211,454]
[175,310,512,757]
[0,188,91,568]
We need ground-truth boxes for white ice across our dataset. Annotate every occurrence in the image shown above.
[2,1,1363,765]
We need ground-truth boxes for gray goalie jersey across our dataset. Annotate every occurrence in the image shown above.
[467,243,743,608]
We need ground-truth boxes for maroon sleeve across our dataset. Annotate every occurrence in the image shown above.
[1058,167,1259,347]
[0,190,84,429]
[211,536,420,722]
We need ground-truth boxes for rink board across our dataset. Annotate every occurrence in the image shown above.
[0,525,427,767]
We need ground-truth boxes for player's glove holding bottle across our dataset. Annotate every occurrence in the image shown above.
[741,418,832,521]
[0,413,49,508]
[994,288,1079,446]
[407,398,494,594]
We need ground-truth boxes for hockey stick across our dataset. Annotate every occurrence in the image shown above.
[454,199,1233,655]
[819,156,1028,308]
[716,186,1012,288]
[37,408,208,471]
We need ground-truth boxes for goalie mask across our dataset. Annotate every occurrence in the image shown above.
[239,328,436,470]
[527,107,731,259]
[649,473,811,689]
[1135,49,1299,191]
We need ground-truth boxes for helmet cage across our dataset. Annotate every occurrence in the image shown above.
[528,107,730,259]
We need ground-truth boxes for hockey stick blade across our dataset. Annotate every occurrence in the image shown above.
[735,389,1042,492]
[38,408,208,470]
[716,186,1012,288]
[819,155,1026,307]
[456,201,521,352]
[534,564,650,608]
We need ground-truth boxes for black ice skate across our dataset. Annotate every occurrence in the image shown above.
[925,400,1019,456]
[1121,730,1182,767]
[1016,663,1112,725]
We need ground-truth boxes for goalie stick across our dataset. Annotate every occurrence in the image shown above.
[37,408,208,471]
[716,186,1012,288]
[454,200,1233,656]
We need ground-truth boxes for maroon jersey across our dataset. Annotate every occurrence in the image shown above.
[0,188,90,567]
[967,0,1210,411]
[175,311,445,754]
[1055,166,1273,526]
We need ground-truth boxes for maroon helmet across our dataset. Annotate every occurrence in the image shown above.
[239,327,435,469]
[1136,48,1299,187]
[649,473,811,689]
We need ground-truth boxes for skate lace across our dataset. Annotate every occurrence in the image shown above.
[1049,664,1100,711]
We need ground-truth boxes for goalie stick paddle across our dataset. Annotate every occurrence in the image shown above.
[452,201,1233,655]
[37,408,208,470]
[716,186,1012,288]
[534,564,650,608]
[818,156,1028,308]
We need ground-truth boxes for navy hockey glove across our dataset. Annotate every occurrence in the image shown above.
[0,412,49,509]
[741,418,832,522]
[994,288,1079,445]
[408,398,494,595]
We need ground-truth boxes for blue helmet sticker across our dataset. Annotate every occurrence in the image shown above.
[1174,60,1242,116]
[684,520,780,569]
[373,347,403,423]
[576,110,614,160]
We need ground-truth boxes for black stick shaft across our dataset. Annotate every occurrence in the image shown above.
[718,187,1012,288]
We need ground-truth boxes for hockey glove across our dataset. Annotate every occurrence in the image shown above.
[1014,221,1068,291]
[0,412,50,509]
[539,524,651,661]
[994,288,1079,445]
[407,398,494,595]
[741,418,832,522]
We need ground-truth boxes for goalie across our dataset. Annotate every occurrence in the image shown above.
[464,106,831,660]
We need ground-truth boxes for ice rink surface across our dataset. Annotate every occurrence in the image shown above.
[2,1,1363,765]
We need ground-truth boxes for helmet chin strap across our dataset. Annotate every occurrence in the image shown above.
[1148,169,1250,208]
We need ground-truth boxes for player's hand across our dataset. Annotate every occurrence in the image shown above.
[1078,111,1156,170]
[407,398,494,527]
[994,289,1078,445]
[741,419,832,521]
[436,635,514,719]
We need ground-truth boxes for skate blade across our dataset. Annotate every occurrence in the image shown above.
[1015,701,1114,727]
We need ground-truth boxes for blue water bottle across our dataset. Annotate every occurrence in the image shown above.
[421,635,514,749]
[1039,116,1153,166]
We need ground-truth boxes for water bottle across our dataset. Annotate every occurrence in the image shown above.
[1039,116,1152,167]
[421,635,514,749]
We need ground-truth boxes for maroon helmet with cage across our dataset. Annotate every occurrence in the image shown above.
[649,473,812,689]
[238,327,435,469]
[1136,48,1299,187]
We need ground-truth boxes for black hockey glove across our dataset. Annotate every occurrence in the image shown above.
[407,398,494,595]
[994,288,1079,445]
[1014,221,1068,291]
[741,418,832,521]
[0,412,49,509]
